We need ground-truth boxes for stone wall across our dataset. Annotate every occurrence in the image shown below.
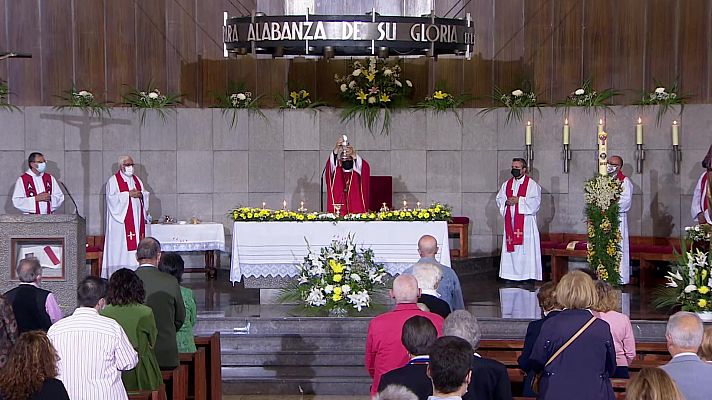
[0,106,707,257]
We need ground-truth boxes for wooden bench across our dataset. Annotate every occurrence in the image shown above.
[128,384,167,400]
[86,235,104,276]
[179,347,207,400]
[194,333,222,400]
[161,365,189,400]
[448,217,470,258]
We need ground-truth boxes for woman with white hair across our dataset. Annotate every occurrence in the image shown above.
[411,263,450,318]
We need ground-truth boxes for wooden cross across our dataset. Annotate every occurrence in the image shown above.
[127,231,135,241]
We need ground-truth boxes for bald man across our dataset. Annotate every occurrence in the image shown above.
[365,274,444,396]
[607,155,633,284]
[404,235,464,310]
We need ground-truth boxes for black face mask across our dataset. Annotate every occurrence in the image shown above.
[511,168,522,178]
[341,159,354,171]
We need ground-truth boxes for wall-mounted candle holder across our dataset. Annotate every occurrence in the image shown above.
[672,144,682,174]
[563,144,572,173]
[635,144,645,174]
[525,144,534,169]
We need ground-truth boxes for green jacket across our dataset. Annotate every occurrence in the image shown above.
[136,265,185,369]
[177,286,197,353]
[101,304,162,391]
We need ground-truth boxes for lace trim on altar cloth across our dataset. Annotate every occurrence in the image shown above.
[232,262,413,281]
[159,241,225,252]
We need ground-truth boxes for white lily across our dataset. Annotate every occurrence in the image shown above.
[512,89,524,97]
[340,84,347,92]
[574,88,585,95]
[684,284,698,293]
[655,87,666,94]
[352,69,362,77]
[236,93,246,101]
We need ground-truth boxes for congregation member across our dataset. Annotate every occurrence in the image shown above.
[0,331,70,400]
[12,152,64,214]
[378,316,438,399]
[518,281,561,397]
[529,271,616,400]
[4,258,62,333]
[607,155,633,284]
[625,367,683,400]
[426,336,472,400]
[101,268,162,391]
[593,280,636,378]
[102,155,150,278]
[325,136,370,215]
[159,252,197,353]
[0,294,17,368]
[697,327,712,363]
[691,144,712,225]
[411,263,450,318]
[365,274,444,396]
[404,235,464,311]
[495,158,542,281]
[443,310,512,400]
[660,311,712,400]
[135,238,185,370]
[48,277,138,400]
[374,385,418,400]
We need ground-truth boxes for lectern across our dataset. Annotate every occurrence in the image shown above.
[0,214,86,313]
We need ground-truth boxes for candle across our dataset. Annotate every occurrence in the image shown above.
[597,118,604,134]
[416,201,421,210]
[563,118,570,145]
[636,117,643,145]
[300,200,304,208]
[672,120,680,146]
[598,131,608,176]
[262,201,266,209]
[403,199,407,210]
[525,121,532,145]
[282,200,287,209]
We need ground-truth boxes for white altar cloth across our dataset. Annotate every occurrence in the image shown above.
[230,221,451,283]
[150,223,226,252]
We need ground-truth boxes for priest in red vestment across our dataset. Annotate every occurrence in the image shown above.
[325,137,370,215]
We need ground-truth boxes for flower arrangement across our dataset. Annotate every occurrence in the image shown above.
[277,89,325,109]
[636,81,687,126]
[685,224,712,244]
[584,175,623,284]
[335,57,412,135]
[279,235,387,316]
[654,246,712,312]
[230,203,451,222]
[559,79,619,116]
[214,82,264,128]
[122,85,182,125]
[414,88,472,124]
[481,84,541,125]
[0,79,18,111]
[54,86,111,117]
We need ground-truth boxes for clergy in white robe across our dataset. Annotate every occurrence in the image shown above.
[102,155,150,278]
[495,158,542,281]
[12,152,64,214]
[692,145,712,225]
[608,156,633,284]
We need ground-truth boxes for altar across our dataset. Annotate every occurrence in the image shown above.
[230,220,451,287]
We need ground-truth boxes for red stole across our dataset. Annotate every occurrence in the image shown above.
[504,175,530,253]
[21,173,53,214]
[702,172,710,216]
[115,171,145,251]
[616,170,626,182]
[325,157,370,215]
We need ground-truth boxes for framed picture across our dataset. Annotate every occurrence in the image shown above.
[10,238,65,281]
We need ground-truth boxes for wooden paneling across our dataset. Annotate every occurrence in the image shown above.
[678,0,709,101]
[551,0,583,102]
[7,0,42,105]
[41,0,74,105]
[0,0,8,83]
[135,0,167,90]
[493,0,525,91]
[167,0,199,106]
[612,0,645,103]
[524,0,553,103]
[645,0,678,90]
[74,0,106,99]
[582,0,614,95]
[105,1,136,103]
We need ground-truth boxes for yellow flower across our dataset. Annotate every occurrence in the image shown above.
[423,212,430,218]
[247,213,253,219]
[399,211,405,217]
[379,94,390,103]
[365,72,375,82]
[329,259,345,273]
[369,213,376,218]
[332,293,342,301]
[300,90,308,97]
[297,214,304,221]
[387,212,393,217]
[699,286,710,295]
[307,214,316,220]
[433,90,449,99]
[333,286,342,295]
[290,91,299,102]
[356,90,368,104]
[699,299,708,308]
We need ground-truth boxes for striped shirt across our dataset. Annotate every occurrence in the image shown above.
[48,307,138,400]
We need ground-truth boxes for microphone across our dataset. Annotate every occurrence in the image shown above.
[58,180,82,219]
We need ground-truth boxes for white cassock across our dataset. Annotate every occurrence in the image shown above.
[12,170,64,214]
[496,176,542,281]
[691,172,712,224]
[101,172,150,278]
[618,176,633,284]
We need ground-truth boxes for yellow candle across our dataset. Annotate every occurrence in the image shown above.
[598,131,608,176]
[525,121,532,145]
[563,118,570,145]
[672,120,680,146]
[636,117,643,145]
[598,118,604,134]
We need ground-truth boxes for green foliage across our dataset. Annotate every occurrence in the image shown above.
[559,79,620,116]
[213,81,264,128]
[54,85,111,117]
[584,175,623,284]
[636,80,687,126]
[480,82,543,125]
[122,83,182,125]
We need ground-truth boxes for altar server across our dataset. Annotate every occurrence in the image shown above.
[325,136,370,215]
[495,158,542,281]
[12,152,64,214]
[692,144,712,225]
[608,155,633,284]
[102,156,150,278]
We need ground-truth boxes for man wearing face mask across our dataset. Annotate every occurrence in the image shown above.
[101,155,150,278]
[325,136,370,215]
[12,152,64,214]
[691,144,712,225]
[608,155,633,284]
[495,158,542,281]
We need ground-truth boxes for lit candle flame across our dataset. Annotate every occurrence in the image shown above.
[564,118,569,125]
[262,202,266,209]
[527,120,531,126]
[637,117,642,124]
[673,120,678,125]
[599,119,603,125]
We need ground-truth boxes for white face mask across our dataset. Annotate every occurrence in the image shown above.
[36,162,46,173]
[606,165,617,175]
[123,165,134,176]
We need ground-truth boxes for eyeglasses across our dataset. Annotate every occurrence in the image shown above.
[123,163,135,167]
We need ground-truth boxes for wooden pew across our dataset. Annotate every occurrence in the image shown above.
[127,383,167,400]
[161,365,189,400]
[194,333,222,400]
[179,347,207,400]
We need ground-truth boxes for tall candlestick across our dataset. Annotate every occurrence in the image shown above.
[672,120,680,146]
[597,118,604,134]
[563,118,570,145]
[525,121,532,145]
[598,131,608,176]
[636,117,644,145]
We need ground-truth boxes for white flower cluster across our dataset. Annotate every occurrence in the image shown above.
[229,92,252,108]
[584,175,622,211]
[685,224,712,242]
[500,88,536,108]
[649,87,677,102]
[569,87,597,106]
[75,90,93,99]
[666,249,711,290]
[140,89,166,105]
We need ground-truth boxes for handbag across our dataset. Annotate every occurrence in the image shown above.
[531,315,597,393]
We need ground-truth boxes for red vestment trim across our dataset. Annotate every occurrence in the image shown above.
[702,173,710,215]
[504,175,530,253]
[114,172,145,251]
[325,157,370,215]
[616,170,626,182]
[21,173,53,214]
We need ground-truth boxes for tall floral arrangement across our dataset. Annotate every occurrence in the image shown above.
[122,85,182,125]
[279,235,387,316]
[54,86,111,117]
[584,175,623,284]
[335,57,412,135]
[636,81,687,126]
[655,246,712,313]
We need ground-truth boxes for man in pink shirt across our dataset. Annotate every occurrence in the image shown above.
[4,258,63,332]
[365,274,444,395]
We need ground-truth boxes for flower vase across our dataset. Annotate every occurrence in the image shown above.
[697,312,712,322]
[328,308,348,318]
